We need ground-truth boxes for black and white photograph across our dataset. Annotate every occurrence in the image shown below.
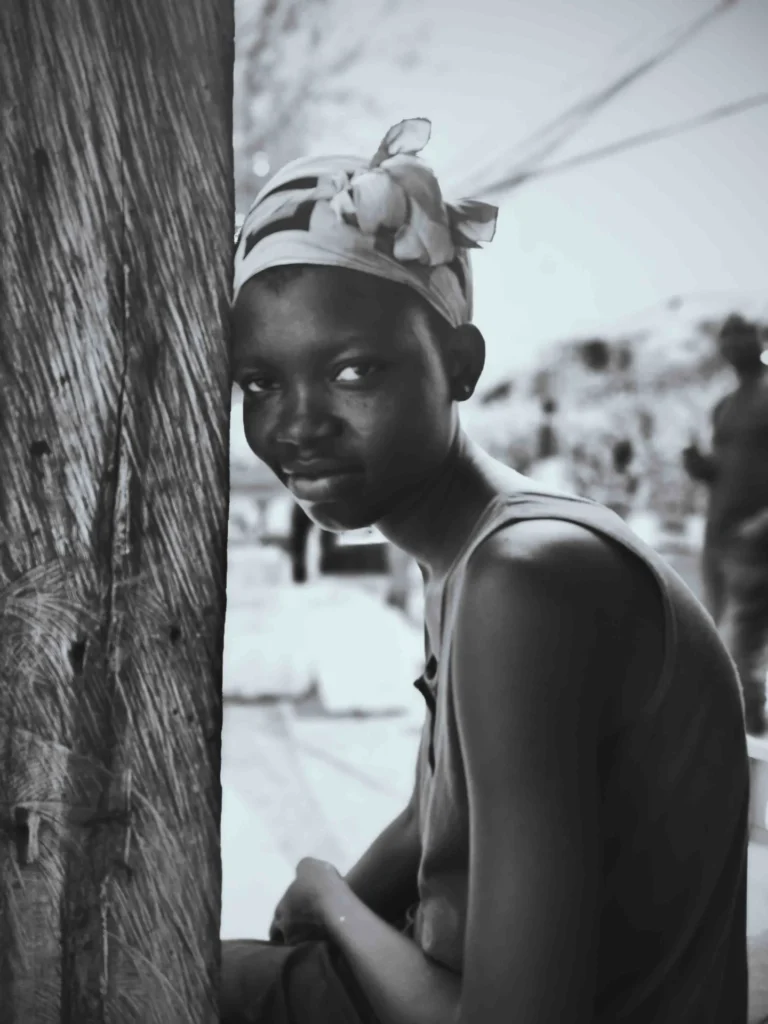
[2,0,768,1020]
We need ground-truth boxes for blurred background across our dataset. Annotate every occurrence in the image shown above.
[221,0,768,945]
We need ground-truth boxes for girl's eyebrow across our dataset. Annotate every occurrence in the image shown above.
[233,335,381,373]
[230,348,275,376]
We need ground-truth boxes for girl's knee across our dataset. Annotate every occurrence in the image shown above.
[220,940,289,1023]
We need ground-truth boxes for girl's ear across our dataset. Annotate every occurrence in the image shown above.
[446,323,486,401]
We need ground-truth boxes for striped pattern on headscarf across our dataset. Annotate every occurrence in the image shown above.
[233,120,497,328]
[233,155,471,327]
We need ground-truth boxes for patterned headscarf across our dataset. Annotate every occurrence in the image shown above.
[233,119,497,328]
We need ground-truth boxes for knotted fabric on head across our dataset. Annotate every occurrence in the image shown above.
[233,118,498,329]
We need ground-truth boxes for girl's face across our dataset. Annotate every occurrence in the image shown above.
[231,268,456,531]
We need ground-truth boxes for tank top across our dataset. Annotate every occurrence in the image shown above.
[408,486,749,1022]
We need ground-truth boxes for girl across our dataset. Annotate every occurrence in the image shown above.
[223,119,749,1024]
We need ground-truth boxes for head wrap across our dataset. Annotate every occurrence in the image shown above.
[233,118,497,328]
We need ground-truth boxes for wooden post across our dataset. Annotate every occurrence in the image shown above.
[0,1,233,1021]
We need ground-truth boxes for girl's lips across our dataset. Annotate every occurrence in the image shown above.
[286,469,364,502]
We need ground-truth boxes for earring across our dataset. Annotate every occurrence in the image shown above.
[461,383,472,397]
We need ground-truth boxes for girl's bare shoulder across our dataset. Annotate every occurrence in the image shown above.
[462,516,661,637]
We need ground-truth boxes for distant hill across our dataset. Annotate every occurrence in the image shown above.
[464,295,768,517]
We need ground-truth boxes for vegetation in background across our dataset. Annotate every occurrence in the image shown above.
[470,302,767,521]
[234,0,426,211]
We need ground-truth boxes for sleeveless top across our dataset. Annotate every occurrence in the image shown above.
[407,486,749,1023]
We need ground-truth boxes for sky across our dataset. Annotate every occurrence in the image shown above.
[304,0,768,382]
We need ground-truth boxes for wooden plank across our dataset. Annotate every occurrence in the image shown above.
[0,1,233,1021]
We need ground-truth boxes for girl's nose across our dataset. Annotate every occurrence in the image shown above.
[275,385,340,450]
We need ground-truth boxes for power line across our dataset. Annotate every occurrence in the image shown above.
[477,90,768,198]
[449,0,741,199]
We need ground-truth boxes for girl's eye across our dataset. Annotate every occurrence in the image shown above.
[334,362,381,383]
[241,362,382,393]
[242,376,277,394]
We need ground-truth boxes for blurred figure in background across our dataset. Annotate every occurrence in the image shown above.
[288,502,314,583]
[527,397,574,491]
[537,397,558,459]
[604,437,638,520]
[288,502,336,583]
[682,314,768,734]
[385,543,415,613]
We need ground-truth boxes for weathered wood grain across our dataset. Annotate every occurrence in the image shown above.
[0,1,234,1020]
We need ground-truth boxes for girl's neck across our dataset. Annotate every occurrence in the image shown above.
[376,431,498,580]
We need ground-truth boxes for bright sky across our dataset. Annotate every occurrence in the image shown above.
[309,0,768,382]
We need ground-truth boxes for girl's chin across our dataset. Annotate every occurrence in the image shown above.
[300,502,377,534]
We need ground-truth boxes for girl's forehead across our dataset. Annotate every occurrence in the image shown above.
[239,289,384,339]
[237,270,411,335]
[244,267,391,312]
[232,278,423,367]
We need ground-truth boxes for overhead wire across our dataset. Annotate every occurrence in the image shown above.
[477,90,768,197]
[448,0,743,199]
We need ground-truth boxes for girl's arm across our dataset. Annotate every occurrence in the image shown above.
[319,880,460,1024]
[317,519,630,1024]
[343,798,421,925]
[451,519,631,1024]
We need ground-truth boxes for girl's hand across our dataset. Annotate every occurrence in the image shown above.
[269,858,343,945]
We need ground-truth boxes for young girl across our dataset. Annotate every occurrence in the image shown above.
[223,119,749,1024]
